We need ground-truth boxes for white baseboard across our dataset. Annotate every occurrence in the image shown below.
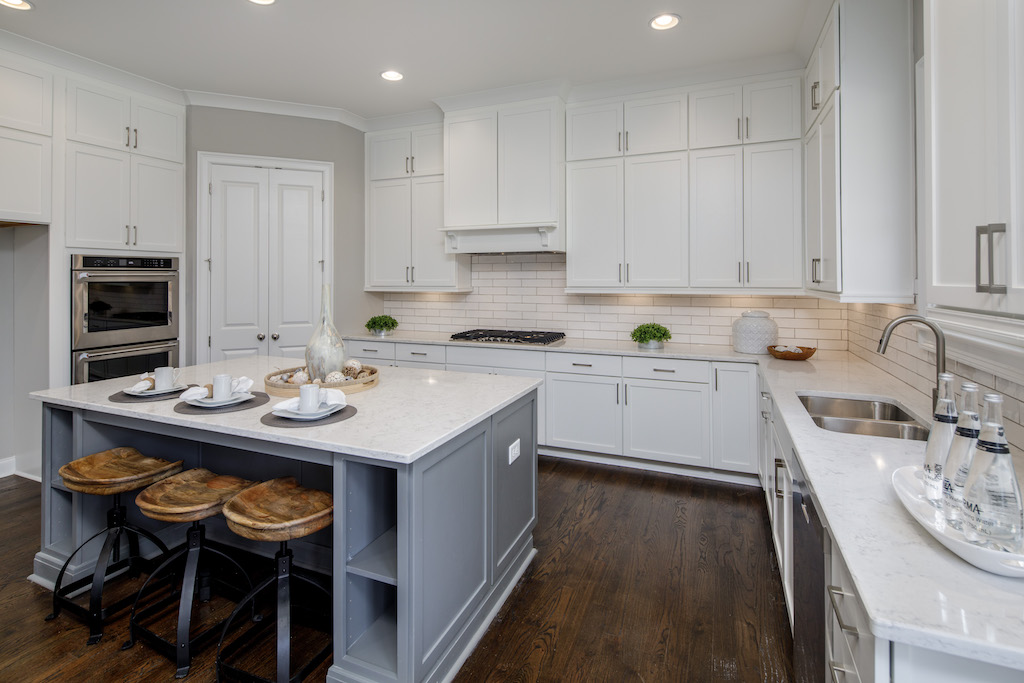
[0,457,15,478]
[15,469,41,482]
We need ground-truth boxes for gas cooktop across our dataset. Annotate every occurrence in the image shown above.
[450,329,566,345]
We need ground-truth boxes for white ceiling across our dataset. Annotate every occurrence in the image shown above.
[0,0,827,122]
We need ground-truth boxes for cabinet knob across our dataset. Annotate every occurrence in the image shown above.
[271,333,280,341]
[257,333,266,341]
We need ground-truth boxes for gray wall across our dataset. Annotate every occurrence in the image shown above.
[185,106,383,364]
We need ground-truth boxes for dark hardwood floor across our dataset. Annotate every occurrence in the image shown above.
[0,457,792,682]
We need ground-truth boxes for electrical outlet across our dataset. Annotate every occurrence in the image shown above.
[508,438,521,465]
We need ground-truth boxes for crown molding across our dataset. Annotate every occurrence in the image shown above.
[363,108,443,132]
[433,79,571,113]
[183,90,368,131]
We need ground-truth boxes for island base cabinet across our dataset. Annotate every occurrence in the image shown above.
[890,643,1024,683]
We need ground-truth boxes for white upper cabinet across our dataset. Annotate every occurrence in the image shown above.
[0,128,52,223]
[444,109,499,227]
[443,97,565,253]
[0,53,52,135]
[689,78,801,149]
[804,3,840,134]
[924,0,1024,340]
[689,142,802,289]
[67,79,184,163]
[566,158,623,287]
[367,125,443,180]
[805,97,841,293]
[565,93,687,161]
[130,155,184,252]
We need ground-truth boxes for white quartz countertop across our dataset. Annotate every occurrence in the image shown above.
[30,356,541,464]
[758,356,1024,671]
[343,330,759,363]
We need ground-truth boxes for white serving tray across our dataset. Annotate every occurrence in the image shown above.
[892,465,1024,578]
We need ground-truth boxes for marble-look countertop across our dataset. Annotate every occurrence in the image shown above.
[30,356,540,464]
[343,330,759,363]
[758,356,1024,671]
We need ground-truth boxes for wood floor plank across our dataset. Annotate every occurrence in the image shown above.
[0,457,792,682]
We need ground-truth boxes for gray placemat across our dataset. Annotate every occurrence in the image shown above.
[109,385,198,403]
[260,404,357,428]
[173,391,271,415]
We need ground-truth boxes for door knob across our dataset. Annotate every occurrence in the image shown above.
[257,333,266,341]
[271,333,280,341]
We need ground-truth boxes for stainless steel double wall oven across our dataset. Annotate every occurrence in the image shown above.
[71,255,179,384]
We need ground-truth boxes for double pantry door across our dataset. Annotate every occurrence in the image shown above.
[206,161,329,361]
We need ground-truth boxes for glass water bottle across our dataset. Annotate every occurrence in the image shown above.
[942,383,981,530]
[922,372,958,506]
[962,395,1024,552]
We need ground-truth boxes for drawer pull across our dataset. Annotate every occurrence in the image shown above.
[828,660,855,683]
[361,348,379,352]
[571,363,592,367]
[652,368,675,373]
[410,352,427,356]
[827,585,860,637]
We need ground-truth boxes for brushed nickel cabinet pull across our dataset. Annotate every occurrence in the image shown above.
[411,266,415,282]
[616,383,620,404]
[811,82,820,110]
[410,156,415,173]
[125,225,130,245]
[625,131,629,151]
[738,262,742,283]
[572,363,592,367]
[361,348,379,352]
[827,585,860,636]
[618,263,622,283]
[746,261,750,283]
[411,352,427,356]
[626,263,630,282]
[405,156,409,174]
[624,383,628,405]
[133,128,138,149]
[976,223,1007,293]
[736,118,741,140]
[133,226,138,245]
[125,126,130,147]
[405,266,410,283]
[745,117,750,139]
[653,368,675,373]
[618,131,622,152]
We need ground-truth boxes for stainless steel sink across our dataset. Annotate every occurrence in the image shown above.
[799,393,929,441]
[798,395,917,422]
[810,415,930,441]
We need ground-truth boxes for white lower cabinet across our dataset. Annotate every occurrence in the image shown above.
[545,369,623,455]
[622,378,709,466]
[711,362,758,473]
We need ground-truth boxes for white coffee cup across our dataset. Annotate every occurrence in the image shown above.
[298,384,321,413]
[212,373,233,401]
[153,366,181,391]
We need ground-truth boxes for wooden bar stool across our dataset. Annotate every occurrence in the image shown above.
[122,468,257,678]
[46,446,183,645]
[216,477,333,683]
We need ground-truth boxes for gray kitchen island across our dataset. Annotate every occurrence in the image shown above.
[30,357,541,683]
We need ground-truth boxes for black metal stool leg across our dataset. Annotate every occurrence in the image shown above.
[121,545,186,650]
[85,521,122,644]
[276,544,291,683]
[174,523,204,678]
[45,525,109,622]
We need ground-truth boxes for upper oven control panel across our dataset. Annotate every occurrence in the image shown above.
[74,255,178,270]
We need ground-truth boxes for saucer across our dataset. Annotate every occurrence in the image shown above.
[186,392,256,409]
[272,402,345,421]
[124,383,188,397]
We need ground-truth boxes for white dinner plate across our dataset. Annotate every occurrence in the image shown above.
[272,403,345,421]
[892,465,1024,577]
[185,392,256,409]
[123,383,188,397]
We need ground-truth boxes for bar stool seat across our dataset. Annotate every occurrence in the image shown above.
[123,468,256,678]
[47,447,183,645]
[217,477,333,683]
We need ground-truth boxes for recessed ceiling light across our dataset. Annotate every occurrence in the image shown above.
[248,0,275,5]
[0,0,33,10]
[650,13,680,30]
[381,70,404,82]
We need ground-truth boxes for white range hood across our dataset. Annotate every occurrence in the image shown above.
[443,223,563,254]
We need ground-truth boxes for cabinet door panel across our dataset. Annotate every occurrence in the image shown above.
[743,78,801,144]
[566,158,623,287]
[688,86,742,149]
[268,169,324,358]
[804,125,822,289]
[66,142,131,249]
[209,165,269,361]
[803,50,820,136]
[624,152,688,288]
[0,56,52,135]
[624,94,687,155]
[712,363,758,474]
[566,102,622,161]
[545,373,621,455]
[411,127,444,176]
[368,131,411,180]
[67,79,131,151]
[131,97,184,163]
[744,141,802,288]
[444,111,497,227]
[623,379,710,466]
[367,179,413,287]
[819,4,840,98]
[818,98,841,292]
[689,147,743,287]
[499,104,557,224]
[0,128,51,223]
[131,156,183,252]
[410,175,456,288]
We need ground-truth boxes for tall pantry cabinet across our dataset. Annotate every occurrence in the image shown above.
[0,53,52,224]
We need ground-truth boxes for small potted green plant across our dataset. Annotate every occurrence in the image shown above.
[631,322,671,349]
[365,314,398,337]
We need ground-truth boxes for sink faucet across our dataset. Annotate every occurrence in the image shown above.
[877,315,947,407]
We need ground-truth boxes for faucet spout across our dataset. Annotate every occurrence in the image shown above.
[877,314,947,406]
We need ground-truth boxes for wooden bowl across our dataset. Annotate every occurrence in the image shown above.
[263,365,379,398]
[767,345,817,361]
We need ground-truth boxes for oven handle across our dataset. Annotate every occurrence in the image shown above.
[76,340,179,361]
[76,270,177,281]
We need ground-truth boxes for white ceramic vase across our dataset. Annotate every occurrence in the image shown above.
[305,285,347,381]
[732,310,778,354]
